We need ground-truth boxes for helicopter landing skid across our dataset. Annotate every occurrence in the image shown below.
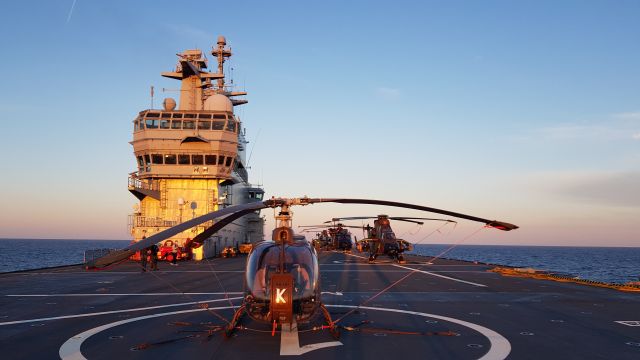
[320,303,340,340]
[224,305,246,338]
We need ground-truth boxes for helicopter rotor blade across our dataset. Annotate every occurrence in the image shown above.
[89,197,516,269]
[308,198,517,231]
[388,218,425,225]
[389,217,457,223]
[324,216,376,223]
[299,224,364,229]
[86,201,269,269]
[191,208,259,246]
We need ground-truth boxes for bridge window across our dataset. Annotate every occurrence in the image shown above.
[183,120,195,129]
[184,113,196,119]
[146,113,160,119]
[178,154,190,165]
[172,113,183,118]
[144,155,151,172]
[205,155,217,165]
[171,120,181,129]
[218,156,225,165]
[164,154,177,164]
[159,120,170,129]
[161,113,171,118]
[137,156,144,167]
[192,155,204,165]
[198,120,211,130]
[151,154,163,164]
[199,113,211,119]
[225,120,236,132]
[145,119,158,129]
[212,120,225,130]
[225,157,233,167]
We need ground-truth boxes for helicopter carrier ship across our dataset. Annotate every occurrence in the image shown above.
[0,37,639,360]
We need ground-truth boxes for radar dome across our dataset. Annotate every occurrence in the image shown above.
[163,98,176,111]
[204,94,233,112]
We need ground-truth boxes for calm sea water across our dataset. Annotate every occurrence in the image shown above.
[411,244,640,284]
[0,239,638,284]
[0,239,129,273]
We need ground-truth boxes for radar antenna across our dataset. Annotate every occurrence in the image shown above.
[212,36,232,93]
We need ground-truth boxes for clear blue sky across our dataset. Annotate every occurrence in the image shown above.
[0,0,638,246]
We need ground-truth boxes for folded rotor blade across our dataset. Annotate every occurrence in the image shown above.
[86,201,268,269]
[191,208,259,246]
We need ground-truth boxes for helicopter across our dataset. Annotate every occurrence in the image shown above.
[326,215,457,264]
[87,197,518,339]
[299,223,361,252]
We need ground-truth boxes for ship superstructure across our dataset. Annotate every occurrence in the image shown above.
[128,36,264,259]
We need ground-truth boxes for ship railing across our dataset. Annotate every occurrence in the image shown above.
[128,215,179,229]
[128,215,215,233]
[128,174,160,191]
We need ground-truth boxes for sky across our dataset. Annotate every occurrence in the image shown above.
[0,0,638,246]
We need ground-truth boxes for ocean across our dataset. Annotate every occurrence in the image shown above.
[411,244,640,284]
[0,239,129,274]
[0,239,638,284]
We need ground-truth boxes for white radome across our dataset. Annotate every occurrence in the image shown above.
[204,94,233,112]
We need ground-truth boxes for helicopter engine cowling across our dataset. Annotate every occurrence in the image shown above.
[244,240,321,323]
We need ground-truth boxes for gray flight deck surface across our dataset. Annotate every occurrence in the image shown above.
[1,252,639,359]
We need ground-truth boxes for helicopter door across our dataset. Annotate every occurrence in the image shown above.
[270,273,294,324]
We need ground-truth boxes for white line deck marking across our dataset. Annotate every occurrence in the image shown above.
[58,304,509,360]
[341,252,487,287]
[11,270,244,275]
[0,297,241,326]
[329,305,511,360]
[280,320,342,355]
[393,264,487,287]
[59,305,236,360]
[6,292,243,297]
[615,320,640,326]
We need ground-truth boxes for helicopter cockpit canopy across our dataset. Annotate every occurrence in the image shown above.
[245,240,319,302]
[381,230,396,240]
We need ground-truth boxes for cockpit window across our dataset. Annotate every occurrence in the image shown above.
[245,241,319,301]
[381,231,396,240]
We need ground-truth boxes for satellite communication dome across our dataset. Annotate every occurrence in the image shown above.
[203,94,233,112]
[163,98,176,111]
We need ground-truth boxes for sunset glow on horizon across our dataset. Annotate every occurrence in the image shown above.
[0,1,638,247]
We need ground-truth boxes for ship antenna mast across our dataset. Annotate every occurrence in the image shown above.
[212,36,232,93]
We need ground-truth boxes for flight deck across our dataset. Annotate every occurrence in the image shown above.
[1,252,639,359]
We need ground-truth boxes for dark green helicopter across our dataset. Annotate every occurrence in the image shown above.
[326,215,456,263]
[299,223,362,252]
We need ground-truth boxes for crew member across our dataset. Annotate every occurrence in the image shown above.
[150,244,159,271]
[140,235,148,272]
[171,241,178,266]
[140,247,148,272]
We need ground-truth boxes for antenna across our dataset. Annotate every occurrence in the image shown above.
[247,128,261,168]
